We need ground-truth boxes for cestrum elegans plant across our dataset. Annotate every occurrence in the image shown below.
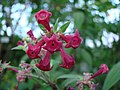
[0,10,109,90]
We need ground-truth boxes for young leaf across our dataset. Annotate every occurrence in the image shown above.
[11,46,26,51]
[102,62,120,90]
[57,74,82,80]
[39,24,45,31]
[53,18,59,32]
[57,21,70,33]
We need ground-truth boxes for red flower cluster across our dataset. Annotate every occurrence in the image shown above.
[25,10,82,71]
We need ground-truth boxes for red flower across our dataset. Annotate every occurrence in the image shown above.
[26,43,41,59]
[43,34,62,54]
[66,29,82,49]
[27,30,36,40]
[35,10,52,31]
[59,48,75,69]
[36,51,52,71]
[61,29,82,49]
[89,64,109,80]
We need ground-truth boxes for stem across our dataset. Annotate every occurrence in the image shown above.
[49,83,58,90]
[42,71,58,90]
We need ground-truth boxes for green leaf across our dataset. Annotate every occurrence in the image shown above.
[58,21,70,33]
[11,46,26,51]
[102,62,120,90]
[57,74,82,80]
[80,49,92,66]
[62,78,78,87]
[39,24,45,31]
[30,60,41,76]
[73,12,84,30]
[53,18,59,32]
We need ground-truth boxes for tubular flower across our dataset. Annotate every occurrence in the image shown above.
[65,29,82,49]
[59,48,75,69]
[26,43,41,59]
[61,29,82,49]
[89,64,109,80]
[36,51,52,71]
[35,10,52,31]
[27,30,36,40]
[43,34,62,54]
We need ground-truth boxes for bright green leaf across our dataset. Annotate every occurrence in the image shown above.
[103,62,120,90]
[39,24,45,31]
[58,21,70,33]
[11,46,26,51]
[53,18,59,32]
[57,74,82,80]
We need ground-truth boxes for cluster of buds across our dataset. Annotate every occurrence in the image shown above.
[16,63,32,82]
[19,10,83,71]
[68,64,109,90]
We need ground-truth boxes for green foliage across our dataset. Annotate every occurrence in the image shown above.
[11,46,26,51]
[103,62,120,90]
[53,18,59,32]
[0,0,120,90]
[57,21,70,33]
[73,11,84,30]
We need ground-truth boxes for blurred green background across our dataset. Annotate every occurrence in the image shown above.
[0,0,120,90]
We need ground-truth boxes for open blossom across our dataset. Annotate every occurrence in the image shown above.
[26,39,45,59]
[36,51,52,71]
[59,48,75,69]
[27,30,36,40]
[61,29,82,49]
[26,43,41,59]
[43,34,62,54]
[89,64,109,80]
[35,10,52,31]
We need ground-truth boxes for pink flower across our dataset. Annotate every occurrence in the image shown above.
[66,29,82,49]
[26,43,41,59]
[35,10,52,31]
[26,39,44,59]
[36,51,52,71]
[59,48,75,69]
[61,29,82,49]
[89,64,109,80]
[17,41,24,46]
[27,30,36,40]
[43,34,62,54]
